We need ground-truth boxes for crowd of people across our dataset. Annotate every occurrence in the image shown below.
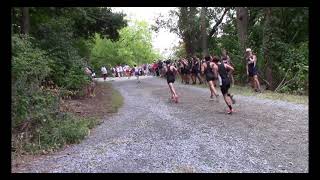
[84,48,261,115]
[162,48,261,114]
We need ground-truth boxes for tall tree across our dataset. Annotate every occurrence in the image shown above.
[200,7,208,57]
[262,7,274,90]
[179,7,199,56]
[21,7,30,34]
[236,7,249,52]
[208,7,230,38]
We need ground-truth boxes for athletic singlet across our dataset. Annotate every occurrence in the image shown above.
[247,56,255,70]
[166,66,175,82]
[218,62,229,80]
[193,62,199,71]
[205,61,214,76]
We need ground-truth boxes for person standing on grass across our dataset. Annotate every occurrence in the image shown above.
[217,58,236,114]
[84,67,96,98]
[164,60,179,103]
[201,56,219,100]
[245,48,261,92]
[101,66,108,81]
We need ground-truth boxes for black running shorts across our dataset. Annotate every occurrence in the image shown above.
[220,79,231,95]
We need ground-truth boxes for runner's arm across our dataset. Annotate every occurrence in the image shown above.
[201,63,205,74]
[213,64,219,78]
[246,63,249,75]
[226,64,234,72]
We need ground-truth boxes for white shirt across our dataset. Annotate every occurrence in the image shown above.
[101,67,107,74]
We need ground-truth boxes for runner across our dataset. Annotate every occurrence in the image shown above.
[201,56,219,100]
[182,58,191,84]
[119,65,123,77]
[164,60,179,103]
[143,64,147,76]
[133,65,141,83]
[221,49,235,86]
[217,57,236,114]
[101,66,108,81]
[191,56,203,84]
[178,59,185,83]
[200,58,208,86]
[245,48,261,92]
[111,67,116,77]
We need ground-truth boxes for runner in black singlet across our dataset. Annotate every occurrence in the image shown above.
[201,56,219,100]
[217,59,236,114]
[165,60,179,103]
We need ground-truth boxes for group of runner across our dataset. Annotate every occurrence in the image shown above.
[163,48,261,114]
[85,48,261,115]
[99,64,153,80]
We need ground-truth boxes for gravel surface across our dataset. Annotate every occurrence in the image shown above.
[13,77,308,173]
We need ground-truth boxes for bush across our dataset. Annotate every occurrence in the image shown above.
[12,34,97,155]
[12,34,55,128]
[14,113,98,154]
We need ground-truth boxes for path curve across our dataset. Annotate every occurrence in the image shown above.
[13,77,308,173]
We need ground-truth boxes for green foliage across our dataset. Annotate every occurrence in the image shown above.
[12,7,128,155]
[212,7,308,94]
[90,20,161,69]
[19,114,98,153]
[71,7,128,40]
[12,34,54,127]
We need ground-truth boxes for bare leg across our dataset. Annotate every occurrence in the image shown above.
[191,74,196,84]
[169,83,177,97]
[208,81,218,97]
[254,75,261,90]
[250,77,255,89]
[168,83,174,99]
[223,94,232,107]
[186,74,190,84]
[230,73,234,86]
[196,73,203,84]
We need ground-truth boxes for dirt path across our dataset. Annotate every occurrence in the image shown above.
[12,77,308,173]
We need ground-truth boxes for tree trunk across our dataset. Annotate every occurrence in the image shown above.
[200,7,208,57]
[236,7,248,52]
[263,8,274,90]
[21,7,30,34]
[180,7,196,57]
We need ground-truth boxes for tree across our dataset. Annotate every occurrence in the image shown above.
[21,7,30,34]
[200,7,208,56]
[90,20,161,69]
[262,7,274,90]
[236,7,249,52]
[208,7,230,38]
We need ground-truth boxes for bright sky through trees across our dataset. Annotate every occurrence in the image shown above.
[112,7,181,58]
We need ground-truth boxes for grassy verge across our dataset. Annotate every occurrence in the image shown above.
[12,83,124,157]
[173,76,308,105]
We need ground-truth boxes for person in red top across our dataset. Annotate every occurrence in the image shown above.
[152,62,158,76]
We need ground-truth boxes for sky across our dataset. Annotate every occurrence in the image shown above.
[112,7,181,58]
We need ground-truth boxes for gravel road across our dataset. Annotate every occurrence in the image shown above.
[13,77,308,173]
